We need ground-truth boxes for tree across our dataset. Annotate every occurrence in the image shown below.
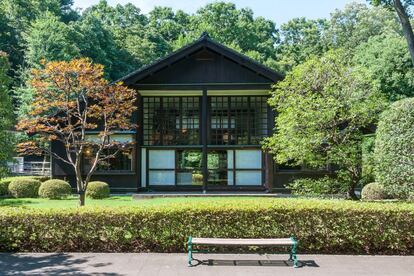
[81,0,170,75]
[375,98,414,198]
[0,52,14,178]
[148,6,190,43]
[278,17,329,71]
[24,12,80,68]
[17,59,136,206]
[353,34,414,101]
[370,0,414,66]
[0,0,79,70]
[264,51,386,199]
[174,2,279,66]
[327,2,400,51]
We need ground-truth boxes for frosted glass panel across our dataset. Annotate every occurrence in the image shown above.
[149,150,175,169]
[227,150,234,169]
[236,171,262,186]
[149,171,175,185]
[235,150,262,169]
[227,171,234,185]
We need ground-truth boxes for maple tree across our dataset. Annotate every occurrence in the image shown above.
[17,58,137,206]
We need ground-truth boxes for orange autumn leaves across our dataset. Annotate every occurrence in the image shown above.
[17,58,137,155]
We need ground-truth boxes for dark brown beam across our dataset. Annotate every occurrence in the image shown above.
[201,88,208,193]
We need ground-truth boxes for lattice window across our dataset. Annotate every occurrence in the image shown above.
[143,97,200,145]
[210,96,268,145]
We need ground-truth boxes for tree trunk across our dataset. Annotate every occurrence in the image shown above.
[347,184,358,200]
[394,0,414,67]
[79,191,86,206]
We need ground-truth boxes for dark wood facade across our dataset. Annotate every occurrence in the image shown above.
[52,33,328,193]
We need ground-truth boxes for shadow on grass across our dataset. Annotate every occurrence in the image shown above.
[0,253,119,275]
[193,258,319,268]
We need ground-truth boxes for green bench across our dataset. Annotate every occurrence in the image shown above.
[187,236,299,268]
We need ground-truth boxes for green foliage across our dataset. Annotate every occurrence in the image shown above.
[0,179,9,196]
[86,181,110,199]
[173,2,279,66]
[8,178,42,198]
[354,35,414,101]
[326,3,400,51]
[0,52,14,178]
[0,199,413,254]
[375,98,414,199]
[24,12,80,68]
[361,135,376,186]
[361,182,387,200]
[278,18,328,71]
[38,179,72,199]
[286,177,347,197]
[264,50,386,198]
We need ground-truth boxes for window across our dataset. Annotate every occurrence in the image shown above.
[210,96,268,145]
[207,149,263,186]
[148,150,175,185]
[143,97,200,145]
[207,150,232,185]
[234,150,262,186]
[147,149,202,186]
[176,150,202,185]
[83,134,134,173]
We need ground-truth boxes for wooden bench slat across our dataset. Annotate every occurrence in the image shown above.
[191,238,295,246]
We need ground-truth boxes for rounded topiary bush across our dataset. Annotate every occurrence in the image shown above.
[361,183,386,200]
[86,181,110,199]
[0,179,10,196]
[375,98,414,199]
[38,179,72,199]
[8,178,42,198]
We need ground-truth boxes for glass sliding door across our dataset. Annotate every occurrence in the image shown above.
[207,150,234,186]
[176,150,202,185]
[234,150,263,186]
[148,150,175,185]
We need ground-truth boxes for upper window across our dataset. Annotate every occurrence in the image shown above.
[143,97,200,145]
[210,96,268,145]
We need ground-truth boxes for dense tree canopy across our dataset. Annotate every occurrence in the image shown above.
[353,34,414,101]
[264,51,386,198]
[0,52,14,177]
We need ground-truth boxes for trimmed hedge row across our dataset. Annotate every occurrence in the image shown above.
[0,199,413,254]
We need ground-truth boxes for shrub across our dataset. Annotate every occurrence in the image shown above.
[286,177,347,197]
[0,199,413,254]
[8,178,42,198]
[0,179,9,196]
[86,181,110,199]
[38,179,72,199]
[375,98,414,199]
[361,183,386,200]
[31,176,51,182]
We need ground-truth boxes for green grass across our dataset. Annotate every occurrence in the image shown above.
[0,195,275,208]
[0,195,413,209]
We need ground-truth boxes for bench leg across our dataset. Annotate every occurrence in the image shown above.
[188,236,193,267]
[291,239,298,268]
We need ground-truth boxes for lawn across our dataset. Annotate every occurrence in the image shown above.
[0,195,286,209]
[1,195,413,209]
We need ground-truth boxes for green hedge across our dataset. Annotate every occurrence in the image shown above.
[0,179,9,196]
[0,199,413,254]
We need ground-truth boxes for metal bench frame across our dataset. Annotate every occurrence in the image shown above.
[187,236,299,268]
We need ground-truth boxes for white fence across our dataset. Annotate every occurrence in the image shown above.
[8,157,51,176]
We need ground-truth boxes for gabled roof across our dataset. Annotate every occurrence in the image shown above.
[119,32,283,85]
